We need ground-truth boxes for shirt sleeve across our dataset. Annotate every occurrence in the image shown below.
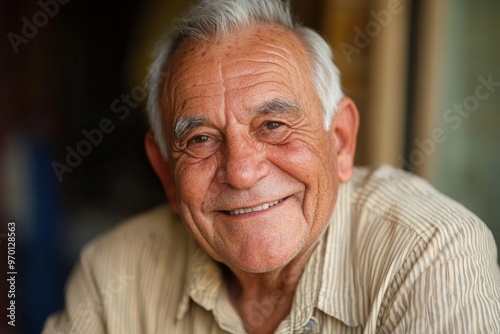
[42,252,106,334]
[378,217,500,333]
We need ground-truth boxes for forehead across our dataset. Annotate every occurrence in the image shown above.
[168,22,310,72]
[162,23,314,123]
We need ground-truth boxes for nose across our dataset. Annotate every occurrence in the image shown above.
[217,132,270,189]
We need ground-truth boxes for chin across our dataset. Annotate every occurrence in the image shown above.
[221,233,307,274]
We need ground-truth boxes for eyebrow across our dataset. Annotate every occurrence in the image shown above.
[173,115,207,141]
[257,98,300,114]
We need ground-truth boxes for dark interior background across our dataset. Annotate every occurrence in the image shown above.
[1,1,165,333]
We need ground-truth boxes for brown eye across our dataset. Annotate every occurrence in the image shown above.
[257,120,289,145]
[265,121,283,130]
[189,135,210,144]
[184,132,221,159]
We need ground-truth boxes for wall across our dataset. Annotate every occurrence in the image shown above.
[431,0,500,250]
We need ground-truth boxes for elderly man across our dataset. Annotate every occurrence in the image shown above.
[44,0,500,333]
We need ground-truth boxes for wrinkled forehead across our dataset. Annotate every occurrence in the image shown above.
[161,22,313,111]
[168,22,310,68]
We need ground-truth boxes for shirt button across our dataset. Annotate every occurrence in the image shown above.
[302,316,319,334]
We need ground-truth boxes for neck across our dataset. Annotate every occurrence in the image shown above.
[223,242,318,334]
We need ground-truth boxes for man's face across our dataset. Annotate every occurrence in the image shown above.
[157,23,351,274]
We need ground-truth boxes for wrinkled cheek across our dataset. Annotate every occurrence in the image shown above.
[175,159,218,214]
[172,164,195,211]
[306,161,337,225]
[177,181,204,216]
[176,185,209,240]
[321,176,338,225]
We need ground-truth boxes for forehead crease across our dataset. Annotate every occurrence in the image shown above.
[178,92,225,100]
[258,39,306,67]
[175,81,223,97]
[171,74,224,105]
[223,58,296,77]
[224,79,291,95]
[226,42,298,66]
[172,67,222,89]
[171,56,217,76]
[259,42,297,61]
[168,57,220,95]
[223,68,294,83]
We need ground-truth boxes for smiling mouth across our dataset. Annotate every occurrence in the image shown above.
[225,198,285,216]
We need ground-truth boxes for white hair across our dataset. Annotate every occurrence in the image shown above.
[146,0,344,157]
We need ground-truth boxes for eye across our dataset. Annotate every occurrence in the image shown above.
[264,121,283,130]
[188,135,210,145]
[183,133,220,159]
[257,120,289,145]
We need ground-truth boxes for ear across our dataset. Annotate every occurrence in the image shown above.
[330,97,359,183]
[145,131,179,213]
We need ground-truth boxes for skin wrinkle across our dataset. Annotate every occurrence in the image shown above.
[168,58,219,98]
[174,71,290,98]
[224,59,297,79]
[218,69,292,81]
[173,115,207,141]
[259,41,295,55]
[223,40,299,74]
[218,61,225,110]
[176,78,225,93]
[228,56,293,66]
[224,80,291,94]
[225,52,295,69]
[173,76,223,97]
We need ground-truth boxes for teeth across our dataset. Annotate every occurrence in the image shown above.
[228,199,284,215]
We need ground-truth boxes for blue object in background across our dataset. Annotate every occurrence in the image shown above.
[4,134,65,333]
[26,138,65,333]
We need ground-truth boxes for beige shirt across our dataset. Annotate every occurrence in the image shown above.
[43,166,500,333]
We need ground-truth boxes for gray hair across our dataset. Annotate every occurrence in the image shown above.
[146,0,344,157]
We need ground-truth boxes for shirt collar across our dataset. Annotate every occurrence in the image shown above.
[176,240,222,319]
[176,180,361,329]
[176,237,246,333]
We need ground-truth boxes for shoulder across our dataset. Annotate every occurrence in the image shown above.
[346,166,500,330]
[350,165,490,243]
[83,204,186,252]
[348,165,498,294]
[44,205,192,333]
[87,204,182,242]
[78,205,191,281]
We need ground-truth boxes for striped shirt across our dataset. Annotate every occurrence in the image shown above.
[43,165,500,333]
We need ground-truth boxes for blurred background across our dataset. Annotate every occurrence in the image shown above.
[0,0,499,332]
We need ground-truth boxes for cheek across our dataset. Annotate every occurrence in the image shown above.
[175,157,218,207]
[268,139,336,217]
[269,138,333,184]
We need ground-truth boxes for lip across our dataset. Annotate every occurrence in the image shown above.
[219,196,289,216]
